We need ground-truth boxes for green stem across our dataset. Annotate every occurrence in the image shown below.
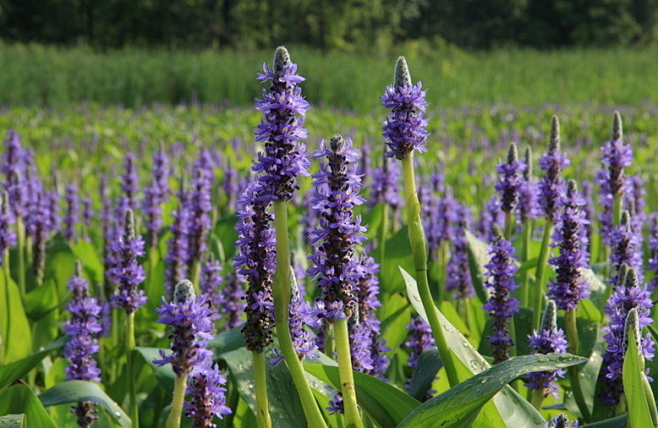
[519,219,532,307]
[503,211,513,241]
[221,381,239,428]
[437,241,448,302]
[379,203,389,267]
[612,193,622,228]
[532,221,554,331]
[165,372,189,428]
[530,388,545,411]
[272,201,328,428]
[16,217,26,296]
[334,318,365,428]
[565,308,591,423]
[323,323,335,358]
[401,154,459,387]
[190,259,201,294]
[126,312,139,428]
[252,351,272,428]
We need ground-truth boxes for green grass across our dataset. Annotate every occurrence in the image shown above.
[1,43,658,112]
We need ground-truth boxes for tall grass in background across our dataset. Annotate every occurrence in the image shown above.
[1,42,658,112]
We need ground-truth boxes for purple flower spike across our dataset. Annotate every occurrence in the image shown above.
[446,204,475,299]
[64,183,80,242]
[307,135,367,323]
[601,267,654,405]
[218,270,246,330]
[0,192,16,264]
[369,156,402,211]
[188,150,214,269]
[609,211,643,288]
[109,209,147,314]
[495,142,526,214]
[381,57,429,160]
[648,214,658,292]
[121,152,140,215]
[524,301,568,397]
[547,180,590,310]
[165,195,191,299]
[154,280,215,377]
[234,183,275,353]
[545,414,579,428]
[143,147,170,248]
[252,46,310,203]
[538,116,570,223]
[517,146,540,222]
[1,130,28,219]
[483,234,520,364]
[405,317,436,400]
[64,261,103,428]
[185,360,232,427]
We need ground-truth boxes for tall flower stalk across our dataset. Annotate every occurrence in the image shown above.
[381,56,458,387]
[517,146,539,307]
[495,142,526,239]
[534,115,569,330]
[307,135,365,428]
[250,46,326,428]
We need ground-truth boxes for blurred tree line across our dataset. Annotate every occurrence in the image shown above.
[1,0,657,50]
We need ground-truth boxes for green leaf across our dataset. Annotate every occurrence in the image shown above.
[379,293,412,359]
[397,354,587,428]
[623,316,658,428]
[0,414,25,428]
[207,325,247,353]
[304,363,421,428]
[70,239,105,287]
[39,380,131,428]
[465,230,492,304]
[379,226,415,294]
[44,234,76,298]
[0,272,32,363]
[135,347,175,393]
[220,347,307,428]
[400,266,550,428]
[23,278,60,320]
[0,382,56,428]
[408,348,443,402]
[214,215,238,260]
[0,335,68,390]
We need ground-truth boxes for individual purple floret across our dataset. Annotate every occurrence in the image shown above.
[165,195,191,299]
[483,234,520,364]
[307,135,367,323]
[545,414,579,428]
[546,180,591,310]
[252,46,310,203]
[405,317,436,400]
[0,192,16,264]
[609,211,643,288]
[154,280,215,377]
[495,142,526,214]
[64,261,102,428]
[185,359,232,427]
[121,152,140,214]
[525,301,568,398]
[64,183,80,242]
[234,183,276,353]
[109,209,147,314]
[538,116,570,224]
[187,149,214,270]
[446,204,475,299]
[517,146,540,223]
[369,156,402,211]
[598,112,633,244]
[1,130,28,219]
[601,267,654,405]
[381,57,429,160]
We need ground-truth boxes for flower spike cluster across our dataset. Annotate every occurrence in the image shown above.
[307,135,367,322]
[252,46,310,203]
[109,209,147,314]
[547,180,591,310]
[495,142,526,214]
[381,57,429,160]
[538,116,570,223]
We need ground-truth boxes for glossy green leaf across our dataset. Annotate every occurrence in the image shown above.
[408,348,443,401]
[0,382,56,428]
[220,346,307,428]
[23,278,60,320]
[0,335,68,390]
[379,293,412,359]
[135,346,175,393]
[0,272,32,363]
[305,363,421,428]
[39,380,131,427]
[379,226,415,294]
[44,234,76,298]
[207,325,246,353]
[623,316,657,428]
[397,354,587,428]
[0,414,25,428]
[70,239,105,287]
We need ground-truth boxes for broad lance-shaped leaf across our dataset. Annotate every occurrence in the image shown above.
[304,363,421,428]
[623,308,658,428]
[397,353,587,428]
[0,414,25,428]
[39,380,131,428]
[0,335,68,390]
[400,266,546,428]
[407,348,444,402]
[0,382,56,428]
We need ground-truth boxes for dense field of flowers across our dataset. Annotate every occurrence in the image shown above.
[1,46,658,428]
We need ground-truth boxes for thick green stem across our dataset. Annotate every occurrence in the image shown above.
[532,221,554,330]
[437,241,448,302]
[324,323,335,358]
[253,351,272,428]
[126,312,139,428]
[165,372,189,428]
[612,193,622,228]
[530,388,545,411]
[401,155,459,387]
[334,318,365,428]
[503,211,513,241]
[16,217,26,296]
[272,201,328,428]
[519,219,532,307]
[565,308,591,422]
[190,259,201,294]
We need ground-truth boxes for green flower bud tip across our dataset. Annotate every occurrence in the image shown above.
[274,46,292,76]
[612,111,623,141]
[394,56,412,89]
[173,279,196,304]
[549,115,560,152]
